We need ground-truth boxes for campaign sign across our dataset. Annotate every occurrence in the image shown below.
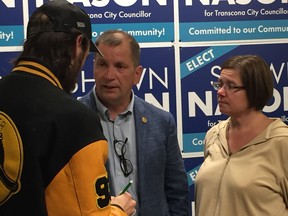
[184,156,204,215]
[0,52,20,77]
[75,0,174,43]
[72,53,95,99]
[74,46,177,119]
[28,0,174,42]
[36,0,174,43]
[0,1,25,47]
[179,0,288,42]
[181,43,288,153]
[134,47,176,118]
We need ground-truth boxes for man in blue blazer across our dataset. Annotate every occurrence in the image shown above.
[79,30,189,216]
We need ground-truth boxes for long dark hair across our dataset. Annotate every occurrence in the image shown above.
[14,11,89,87]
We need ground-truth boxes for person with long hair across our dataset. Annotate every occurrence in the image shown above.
[0,1,136,215]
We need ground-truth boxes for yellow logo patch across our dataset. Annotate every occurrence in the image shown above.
[0,111,23,205]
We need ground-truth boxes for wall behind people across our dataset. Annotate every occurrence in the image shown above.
[1,0,287,215]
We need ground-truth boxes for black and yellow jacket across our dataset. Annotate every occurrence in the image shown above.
[0,58,126,216]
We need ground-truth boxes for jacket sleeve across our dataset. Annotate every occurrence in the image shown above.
[165,114,190,215]
[45,140,127,216]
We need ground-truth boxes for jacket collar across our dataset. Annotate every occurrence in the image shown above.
[12,58,63,89]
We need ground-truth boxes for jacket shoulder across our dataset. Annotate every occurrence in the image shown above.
[134,95,173,119]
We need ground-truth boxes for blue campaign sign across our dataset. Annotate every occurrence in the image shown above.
[184,157,204,203]
[72,53,95,99]
[0,1,23,25]
[0,1,25,46]
[179,0,288,42]
[0,52,20,77]
[28,1,174,42]
[71,0,173,23]
[134,47,176,118]
[74,47,177,120]
[91,22,172,43]
[181,43,288,153]
[71,0,174,43]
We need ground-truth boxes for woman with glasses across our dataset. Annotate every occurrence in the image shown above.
[195,55,288,216]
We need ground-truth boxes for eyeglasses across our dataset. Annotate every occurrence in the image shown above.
[113,138,133,177]
[210,81,245,93]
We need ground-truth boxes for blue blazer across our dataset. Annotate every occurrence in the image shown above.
[79,89,190,216]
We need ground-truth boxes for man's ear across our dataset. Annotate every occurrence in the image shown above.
[70,35,85,65]
[75,35,84,50]
[74,34,90,59]
[70,35,83,59]
[134,65,143,84]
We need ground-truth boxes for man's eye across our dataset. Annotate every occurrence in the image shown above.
[96,62,106,67]
[116,64,126,70]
